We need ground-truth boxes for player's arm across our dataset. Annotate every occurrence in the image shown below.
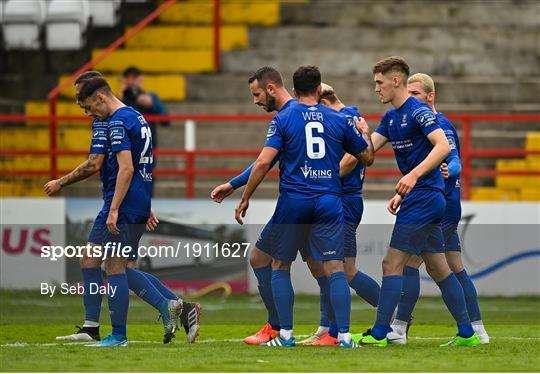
[44,153,105,196]
[340,117,374,176]
[107,150,134,234]
[235,147,278,224]
[371,132,389,153]
[211,155,279,203]
[441,129,461,179]
[396,129,450,196]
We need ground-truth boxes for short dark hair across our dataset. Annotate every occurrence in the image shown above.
[293,65,321,96]
[372,56,410,77]
[320,87,338,104]
[76,77,112,102]
[122,66,142,78]
[74,70,103,86]
[248,66,283,88]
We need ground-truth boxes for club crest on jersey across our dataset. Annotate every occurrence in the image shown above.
[389,119,394,127]
[401,114,407,127]
[300,160,332,179]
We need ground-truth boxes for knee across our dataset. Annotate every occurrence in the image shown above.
[249,247,271,269]
[271,260,290,271]
[79,250,101,268]
[307,258,325,278]
[381,256,401,276]
[343,261,357,282]
[323,260,344,276]
[445,252,464,273]
[105,258,127,275]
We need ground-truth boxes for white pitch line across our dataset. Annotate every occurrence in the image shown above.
[1,336,538,348]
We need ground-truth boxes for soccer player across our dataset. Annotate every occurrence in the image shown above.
[354,57,480,347]
[45,73,199,346]
[385,73,489,344]
[210,68,375,346]
[297,83,381,346]
[234,66,373,348]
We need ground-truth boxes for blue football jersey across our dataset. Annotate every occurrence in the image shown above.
[102,106,153,216]
[375,96,445,192]
[265,103,368,199]
[437,112,461,215]
[340,106,366,197]
[89,119,113,199]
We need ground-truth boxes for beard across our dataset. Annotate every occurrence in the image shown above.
[265,93,278,112]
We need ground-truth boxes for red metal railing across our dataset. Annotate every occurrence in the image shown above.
[44,0,223,180]
[1,113,539,199]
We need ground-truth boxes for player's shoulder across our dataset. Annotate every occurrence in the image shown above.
[110,106,145,128]
[408,96,432,115]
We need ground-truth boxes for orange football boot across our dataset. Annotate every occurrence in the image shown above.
[306,332,339,346]
[244,323,279,345]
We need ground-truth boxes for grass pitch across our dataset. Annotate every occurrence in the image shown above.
[0,290,539,372]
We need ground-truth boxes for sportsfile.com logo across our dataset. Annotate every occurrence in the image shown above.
[300,161,332,179]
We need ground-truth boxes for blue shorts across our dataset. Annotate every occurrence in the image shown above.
[257,216,312,261]
[390,189,446,255]
[343,195,363,258]
[255,193,344,263]
[441,214,461,252]
[88,208,148,260]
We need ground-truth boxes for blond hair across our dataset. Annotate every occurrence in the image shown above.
[408,73,435,94]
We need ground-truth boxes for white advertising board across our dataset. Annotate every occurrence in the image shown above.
[0,198,66,289]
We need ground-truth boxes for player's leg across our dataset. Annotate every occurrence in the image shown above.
[263,195,311,347]
[444,228,489,344]
[57,209,108,341]
[421,250,479,346]
[88,254,130,346]
[56,243,103,341]
[311,194,356,348]
[388,254,423,344]
[243,217,280,344]
[355,246,411,346]
[343,196,380,308]
[297,256,339,346]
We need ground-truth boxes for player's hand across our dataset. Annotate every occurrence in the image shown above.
[211,182,235,203]
[146,209,159,231]
[235,198,249,225]
[440,163,449,179]
[106,209,120,235]
[354,116,369,134]
[44,179,62,196]
[395,172,418,196]
[387,194,403,215]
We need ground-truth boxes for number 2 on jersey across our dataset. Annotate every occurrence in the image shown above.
[140,126,153,164]
[305,121,326,159]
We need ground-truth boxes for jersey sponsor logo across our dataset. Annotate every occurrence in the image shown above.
[137,115,148,125]
[92,129,107,141]
[413,107,436,128]
[139,165,153,182]
[455,178,461,188]
[267,121,277,139]
[300,160,332,179]
[109,127,125,140]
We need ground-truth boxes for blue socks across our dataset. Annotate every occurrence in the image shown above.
[271,270,294,330]
[396,266,420,322]
[81,267,103,323]
[437,273,474,338]
[254,265,280,330]
[108,274,129,337]
[328,272,351,334]
[372,275,403,340]
[141,270,178,301]
[316,276,337,336]
[349,271,380,307]
[125,268,167,311]
[455,269,482,322]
